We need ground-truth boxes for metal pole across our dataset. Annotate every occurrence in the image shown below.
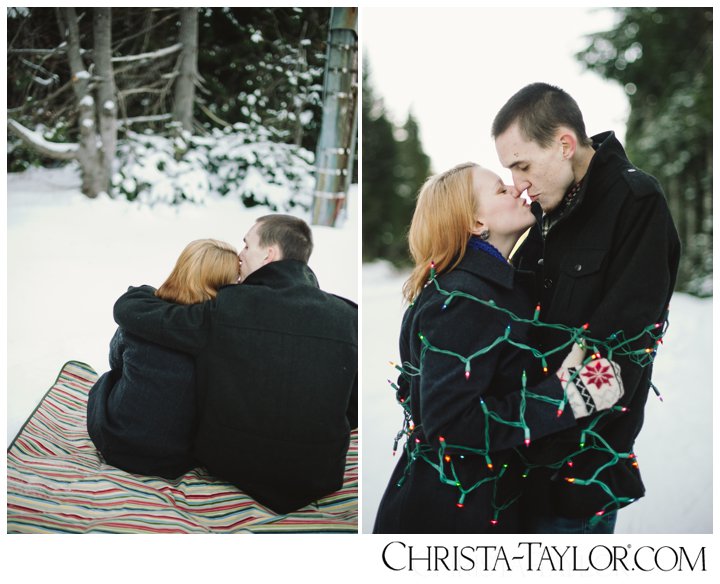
[311,7,358,227]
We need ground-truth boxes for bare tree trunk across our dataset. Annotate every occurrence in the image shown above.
[292,21,309,147]
[173,8,198,133]
[94,8,117,196]
[58,7,103,198]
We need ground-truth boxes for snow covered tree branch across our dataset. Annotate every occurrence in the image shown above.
[7,119,79,160]
[111,42,182,63]
[117,114,173,127]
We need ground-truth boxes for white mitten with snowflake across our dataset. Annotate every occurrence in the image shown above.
[560,358,624,419]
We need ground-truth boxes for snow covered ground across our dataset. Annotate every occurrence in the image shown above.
[361,262,713,534]
[6,165,358,446]
[4,165,713,536]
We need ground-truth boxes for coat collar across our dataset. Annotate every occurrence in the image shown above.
[586,131,633,193]
[453,246,517,290]
[242,259,319,289]
[545,131,628,228]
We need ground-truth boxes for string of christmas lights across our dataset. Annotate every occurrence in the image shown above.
[387,262,669,527]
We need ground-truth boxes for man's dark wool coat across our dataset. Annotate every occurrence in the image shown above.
[373,247,577,534]
[512,131,681,520]
[114,260,358,514]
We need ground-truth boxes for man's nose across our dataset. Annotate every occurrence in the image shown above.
[513,177,531,194]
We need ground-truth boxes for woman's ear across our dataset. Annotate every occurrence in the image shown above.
[470,218,486,236]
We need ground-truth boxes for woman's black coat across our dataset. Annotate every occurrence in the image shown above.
[87,328,197,479]
[373,247,576,533]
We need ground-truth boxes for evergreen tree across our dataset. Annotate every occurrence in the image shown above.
[361,57,400,263]
[362,59,433,266]
[197,7,328,152]
[386,112,432,265]
[577,7,712,295]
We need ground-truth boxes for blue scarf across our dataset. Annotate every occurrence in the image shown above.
[467,236,507,264]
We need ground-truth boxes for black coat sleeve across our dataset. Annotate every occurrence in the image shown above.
[586,187,680,406]
[107,328,124,371]
[412,294,576,453]
[113,285,211,355]
[346,371,358,430]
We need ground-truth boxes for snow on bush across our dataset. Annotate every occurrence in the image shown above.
[112,127,315,209]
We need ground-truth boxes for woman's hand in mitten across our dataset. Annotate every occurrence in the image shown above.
[561,357,625,419]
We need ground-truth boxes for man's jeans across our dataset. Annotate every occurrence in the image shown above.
[524,510,618,534]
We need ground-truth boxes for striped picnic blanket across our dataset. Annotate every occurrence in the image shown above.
[7,360,358,533]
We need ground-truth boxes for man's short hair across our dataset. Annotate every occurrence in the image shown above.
[492,82,592,148]
[256,214,313,263]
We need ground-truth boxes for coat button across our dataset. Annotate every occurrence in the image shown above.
[544,278,553,288]
[574,264,582,272]
[537,258,544,266]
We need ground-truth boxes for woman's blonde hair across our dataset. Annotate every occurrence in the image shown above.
[402,162,480,303]
[156,239,240,305]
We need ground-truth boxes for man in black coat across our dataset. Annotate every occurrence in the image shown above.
[114,214,358,514]
[492,82,680,533]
